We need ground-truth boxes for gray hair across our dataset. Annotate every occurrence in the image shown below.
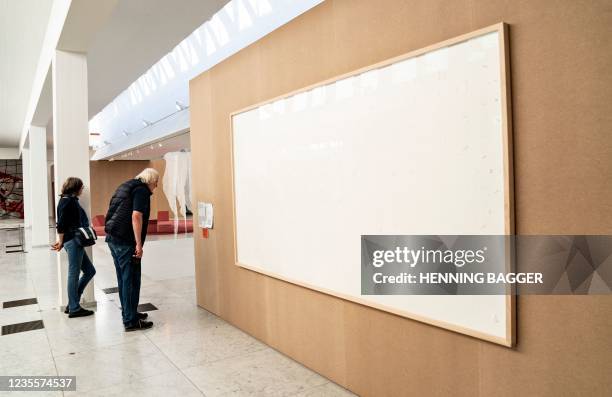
[135,168,159,184]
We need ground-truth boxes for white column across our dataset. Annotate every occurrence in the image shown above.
[28,126,50,246]
[22,147,32,230]
[52,50,95,308]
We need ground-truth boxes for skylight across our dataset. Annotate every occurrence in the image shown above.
[90,0,323,157]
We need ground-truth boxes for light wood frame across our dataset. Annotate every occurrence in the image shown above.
[228,23,515,347]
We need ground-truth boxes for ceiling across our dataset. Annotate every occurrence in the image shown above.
[2,0,228,148]
[110,132,190,161]
[86,0,229,119]
[0,0,53,146]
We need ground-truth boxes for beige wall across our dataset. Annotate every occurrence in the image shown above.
[189,1,612,396]
[89,160,173,220]
[89,160,148,218]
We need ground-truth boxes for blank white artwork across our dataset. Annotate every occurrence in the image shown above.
[231,29,511,344]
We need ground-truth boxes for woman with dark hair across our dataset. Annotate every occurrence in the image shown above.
[51,177,96,318]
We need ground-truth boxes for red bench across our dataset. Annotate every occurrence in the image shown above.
[157,210,193,233]
[92,215,106,236]
[91,211,192,236]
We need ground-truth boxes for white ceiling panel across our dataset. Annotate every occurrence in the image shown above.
[0,0,53,146]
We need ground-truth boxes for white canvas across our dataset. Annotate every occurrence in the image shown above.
[232,30,510,342]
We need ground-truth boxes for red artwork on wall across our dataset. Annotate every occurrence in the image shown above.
[0,160,24,219]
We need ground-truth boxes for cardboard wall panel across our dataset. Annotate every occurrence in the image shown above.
[189,0,612,395]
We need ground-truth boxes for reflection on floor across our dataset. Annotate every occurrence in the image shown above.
[0,233,355,396]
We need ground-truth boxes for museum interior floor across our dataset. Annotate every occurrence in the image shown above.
[0,228,354,396]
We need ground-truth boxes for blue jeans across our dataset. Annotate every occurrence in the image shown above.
[64,239,96,313]
[108,242,141,327]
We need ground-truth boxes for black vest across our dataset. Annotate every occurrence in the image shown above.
[104,179,149,244]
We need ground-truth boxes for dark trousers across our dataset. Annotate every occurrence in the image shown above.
[108,242,141,327]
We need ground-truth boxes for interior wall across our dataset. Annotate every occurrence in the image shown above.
[189,1,612,396]
[89,160,149,217]
[89,159,178,220]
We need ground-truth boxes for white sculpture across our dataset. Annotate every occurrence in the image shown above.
[162,151,192,233]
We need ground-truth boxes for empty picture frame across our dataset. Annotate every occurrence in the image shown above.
[230,23,514,346]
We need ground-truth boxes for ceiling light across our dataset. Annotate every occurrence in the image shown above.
[175,101,188,111]
[142,119,152,127]
[103,140,111,145]
[122,130,130,136]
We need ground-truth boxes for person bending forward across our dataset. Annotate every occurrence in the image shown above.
[104,168,159,331]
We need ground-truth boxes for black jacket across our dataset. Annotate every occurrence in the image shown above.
[56,195,89,243]
[104,179,151,245]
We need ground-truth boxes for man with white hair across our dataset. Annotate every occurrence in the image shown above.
[104,168,159,331]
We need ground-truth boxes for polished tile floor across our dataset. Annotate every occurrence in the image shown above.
[0,230,355,396]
